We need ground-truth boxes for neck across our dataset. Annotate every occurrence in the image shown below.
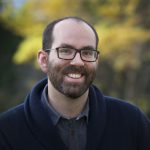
[47,80,89,119]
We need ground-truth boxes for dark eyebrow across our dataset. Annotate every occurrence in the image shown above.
[59,44,95,50]
[81,46,95,50]
[59,44,75,49]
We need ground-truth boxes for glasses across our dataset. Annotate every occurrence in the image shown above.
[45,47,99,62]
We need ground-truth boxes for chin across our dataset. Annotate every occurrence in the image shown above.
[64,93,84,99]
[61,85,88,99]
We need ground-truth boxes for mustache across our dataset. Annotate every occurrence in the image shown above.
[62,66,88,75]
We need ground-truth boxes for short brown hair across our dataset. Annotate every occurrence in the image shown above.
[42,16,99,50]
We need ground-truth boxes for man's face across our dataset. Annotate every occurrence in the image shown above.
[47,20,98,98]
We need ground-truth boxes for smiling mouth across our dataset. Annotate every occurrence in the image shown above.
[67,73,82,79]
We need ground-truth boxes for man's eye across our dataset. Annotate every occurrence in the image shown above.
[82,50,93,56]
[59,48,72,54]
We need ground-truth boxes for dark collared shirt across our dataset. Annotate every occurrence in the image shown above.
[41,85,89,150]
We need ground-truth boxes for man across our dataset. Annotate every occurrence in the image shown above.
[0,16,150,150]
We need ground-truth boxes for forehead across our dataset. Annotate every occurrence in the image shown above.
[52,19,96,48]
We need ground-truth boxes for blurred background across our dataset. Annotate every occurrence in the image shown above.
[0,0,150,118]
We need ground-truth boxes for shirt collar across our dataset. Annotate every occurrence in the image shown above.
[41,84,89,125]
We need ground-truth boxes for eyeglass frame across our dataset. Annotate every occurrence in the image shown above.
[45,47,100,62]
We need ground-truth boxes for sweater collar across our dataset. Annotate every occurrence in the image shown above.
[24,78,107,150]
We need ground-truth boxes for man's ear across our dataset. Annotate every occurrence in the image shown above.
[37,50,48,73]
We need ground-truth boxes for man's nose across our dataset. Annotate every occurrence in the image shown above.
[70,52,84,66]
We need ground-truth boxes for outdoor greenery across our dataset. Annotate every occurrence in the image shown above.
[0,0,150,117]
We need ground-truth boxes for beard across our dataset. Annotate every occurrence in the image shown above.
[47,61,96,99]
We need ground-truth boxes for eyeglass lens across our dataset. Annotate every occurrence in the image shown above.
[57,47,98,62]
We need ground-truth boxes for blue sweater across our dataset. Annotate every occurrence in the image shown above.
[0,78,150,150]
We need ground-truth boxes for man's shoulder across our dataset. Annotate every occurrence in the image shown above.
[103,95,145,119]
[91,85,139,112]
[0,103,25,126]
[104,96,138,110]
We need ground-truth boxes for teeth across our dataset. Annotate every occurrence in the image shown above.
[67,73,82,79]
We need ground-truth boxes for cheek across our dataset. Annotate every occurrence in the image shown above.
[47,58,69,74]
[86,62,97,71]
[49,51,69,66]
